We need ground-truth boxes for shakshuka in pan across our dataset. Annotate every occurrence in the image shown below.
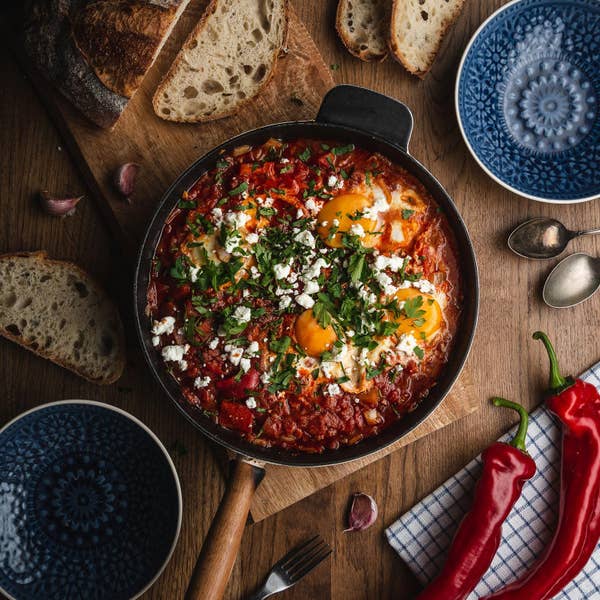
[147,138,462,453]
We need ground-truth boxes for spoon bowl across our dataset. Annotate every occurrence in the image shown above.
[543,253,600,308]
[508,218,600,260]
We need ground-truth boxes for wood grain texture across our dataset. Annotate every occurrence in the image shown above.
[3,1,600,599]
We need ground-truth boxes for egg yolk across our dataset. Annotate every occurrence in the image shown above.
[295,309,337,357]
[393,288,443,339]
[317,194,379,248]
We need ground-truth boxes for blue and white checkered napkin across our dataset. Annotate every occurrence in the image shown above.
[385,363,600,599]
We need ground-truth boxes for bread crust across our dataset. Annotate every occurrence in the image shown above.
[335,0,389,63]
[22,0,189,128]
[152,0,290,123]
[388,0,466,78]
[0,251,126,385]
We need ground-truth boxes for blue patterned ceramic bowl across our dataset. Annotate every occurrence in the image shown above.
[456,0,600,203]
[0,401,182,600]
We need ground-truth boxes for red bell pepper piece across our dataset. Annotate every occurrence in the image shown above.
[218,400,254,434]
[215,369,259,400]
[484,332,600,600]
[417,398,536,600]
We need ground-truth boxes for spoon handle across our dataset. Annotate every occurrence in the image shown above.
[575,228,600,237]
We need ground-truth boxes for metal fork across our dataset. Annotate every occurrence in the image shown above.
[246,535,332,600]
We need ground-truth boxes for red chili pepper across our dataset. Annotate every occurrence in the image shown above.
[484,332,600,600]
[417,398,536,600]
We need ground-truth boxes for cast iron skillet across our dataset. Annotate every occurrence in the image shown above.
[134,85,479,599]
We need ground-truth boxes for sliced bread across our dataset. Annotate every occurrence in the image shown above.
[0,252,126,384]
[336,0,391,62]
[389,0,466,77]
[153,0,289,122]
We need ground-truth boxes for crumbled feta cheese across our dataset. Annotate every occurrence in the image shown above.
[151,316,175,336]
[374,254,406,272]
[349,223,366,238]
[281,158,290,164]
[224,344,244,366]
[151,336,160,347]
[250,266,259,277]
[304,280,319,295]
[326,383,341,396]
[161,344,189,363]
[412,278,436,294]
[247,341,260,355]
[194,376,211,389]
[396,334,419,356]
[246,232,259,244]
[332,218,340,227]
[178,360,188,371]
[294,230,316,248]
[211,207,224,226]
[232,305,252,323]
[302,258,328,280]
[260,371,271,384]
[327,175,338,188]
[287,271,298,284]
[346,330,355,338]
[319,220,329,227]
[225,211,251,229]
[273,263,291,280]
[374,271,398,296]
[242,289,250,297]
[321,361,336,378]
[245,397,257,409]
[305,198,319,214]
[279,296,292,310]
[295,293,315,309]
[239,357,251,372]
[189,266,201,283]
[224,232,242,254]
[263,196,274,207]
[358,286,377,304]
[208,338,219,350]
[296,208,304,219]
[390,222,405,243]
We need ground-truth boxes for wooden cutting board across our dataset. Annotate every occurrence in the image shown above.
[13,1,479,523]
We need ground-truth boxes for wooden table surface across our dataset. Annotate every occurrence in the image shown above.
[2,1,599,598]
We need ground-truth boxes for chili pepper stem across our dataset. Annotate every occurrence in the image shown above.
[492,397,529,452]
[533,331,573,393]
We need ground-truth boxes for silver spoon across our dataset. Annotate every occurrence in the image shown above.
[508,218,600,259]
[543,252,600,308]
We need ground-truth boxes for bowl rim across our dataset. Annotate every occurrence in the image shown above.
[0,399,183,600]
[455,0,600,204]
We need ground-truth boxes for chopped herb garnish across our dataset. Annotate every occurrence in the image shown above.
[332,144,355,156]
[178,199,196,209]
[228,182,248,196]
[402,209,415,219]
[413,346,425,360]
[298,147,311,162]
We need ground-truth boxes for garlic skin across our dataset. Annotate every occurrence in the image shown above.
[114,162,140,201]
[344,492,378,532]
[39,191,82,217]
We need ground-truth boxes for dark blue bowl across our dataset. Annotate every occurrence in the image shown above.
[456,0,600,202]
[0,401,182,600]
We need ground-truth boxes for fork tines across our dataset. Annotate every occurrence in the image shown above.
[278,535,332,582]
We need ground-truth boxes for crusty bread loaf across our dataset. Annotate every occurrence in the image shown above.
[389,0,465,77]
[153,0,288,123]
[0,252,126,384]
[336,0,391,62]
[22,0,191,128]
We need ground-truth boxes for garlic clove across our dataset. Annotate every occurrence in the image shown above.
[39,191,83,217]
[344,492,378,532]
[114,162,140,201]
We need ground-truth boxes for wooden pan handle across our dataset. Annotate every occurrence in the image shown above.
[185,459,265,600]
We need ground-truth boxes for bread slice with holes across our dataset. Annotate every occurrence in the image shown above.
[153,0,288,122]
[0,252,126,384]
[389,0,465,77]
[336,0,391,62]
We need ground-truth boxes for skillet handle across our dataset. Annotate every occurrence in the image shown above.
[185,459,265,600]
[316,85,414,152]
